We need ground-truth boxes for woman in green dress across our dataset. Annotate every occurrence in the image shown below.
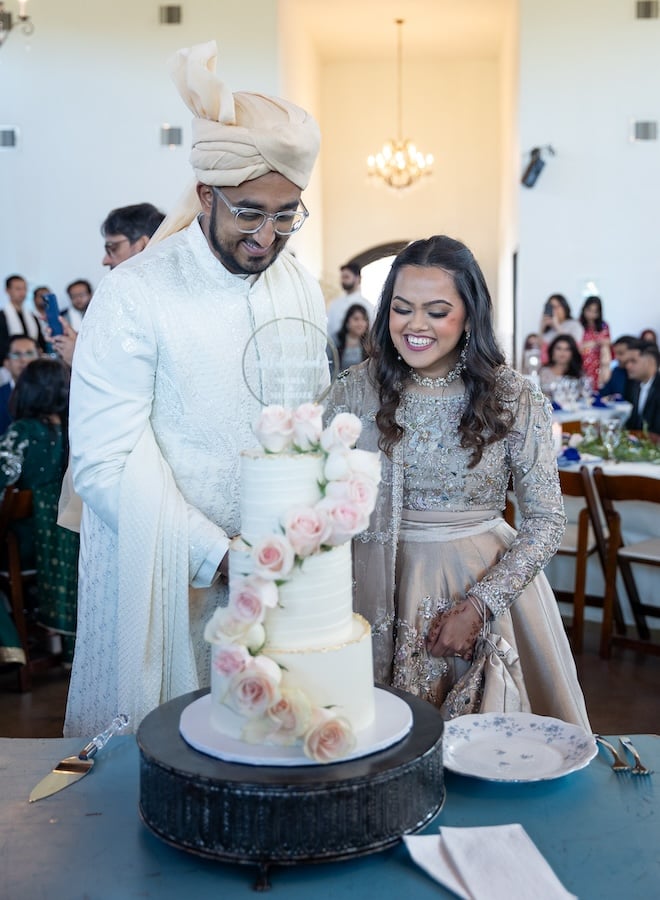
[0,358,78,664]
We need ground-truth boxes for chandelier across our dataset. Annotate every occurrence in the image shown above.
[367,18,433,190]
[0,0,34,49]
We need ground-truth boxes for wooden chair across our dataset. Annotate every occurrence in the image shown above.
[592,467,660,658]
[0,487,60,691]
[554,467,605,652]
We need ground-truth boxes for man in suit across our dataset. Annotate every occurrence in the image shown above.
[600,334,635,398]
[624,339,660,434]
[0,275,47,362]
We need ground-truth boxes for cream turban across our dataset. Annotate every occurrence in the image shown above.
[150,41,320,244]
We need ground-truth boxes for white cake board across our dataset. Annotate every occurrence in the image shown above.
[179,688,413,767]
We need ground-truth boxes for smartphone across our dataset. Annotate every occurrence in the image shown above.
[543,301,553,317]
[43,293,64,337]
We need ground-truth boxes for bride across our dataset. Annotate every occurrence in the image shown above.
[325,235,590,728]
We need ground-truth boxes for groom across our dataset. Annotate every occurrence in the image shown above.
[65,41,328,735]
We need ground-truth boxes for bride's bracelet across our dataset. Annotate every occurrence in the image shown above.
[466,593,490,623]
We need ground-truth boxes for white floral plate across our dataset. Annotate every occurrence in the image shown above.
[180,688,413,766]
[443,712,597,782]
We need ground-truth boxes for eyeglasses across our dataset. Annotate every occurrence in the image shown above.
[212,187,309,236]
[8,351,38,360]
[104,238,131,255]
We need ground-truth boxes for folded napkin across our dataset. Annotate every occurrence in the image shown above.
[558,446,581,464]
[404,824,576,900]
[591,396,608,408]
[551,400,563,411]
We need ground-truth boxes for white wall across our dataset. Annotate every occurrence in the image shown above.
[319,56,502,305]
[518,0,660,361]
[0,0,281,308]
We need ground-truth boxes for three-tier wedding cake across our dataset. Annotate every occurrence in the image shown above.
[205,403,381,762]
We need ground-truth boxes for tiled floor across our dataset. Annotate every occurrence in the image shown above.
[1,622,658,738]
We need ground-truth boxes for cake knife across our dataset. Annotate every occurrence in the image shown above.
[28,714,130,802]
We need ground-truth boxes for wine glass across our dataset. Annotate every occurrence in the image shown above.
[602,418,622,461]
[580,415,600,444]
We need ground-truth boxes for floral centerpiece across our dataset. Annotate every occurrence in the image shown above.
[574,428,660,463]
[204,403,381,763]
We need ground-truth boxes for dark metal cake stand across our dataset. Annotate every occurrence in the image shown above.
[137,686,444,890]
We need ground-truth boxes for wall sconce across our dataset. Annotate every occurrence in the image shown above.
[0,0,34,49]
[521,145,555,188]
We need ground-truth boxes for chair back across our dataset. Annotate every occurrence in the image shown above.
[0,487,33,537]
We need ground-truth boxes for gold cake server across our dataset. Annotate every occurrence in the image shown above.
[29,714,129,802]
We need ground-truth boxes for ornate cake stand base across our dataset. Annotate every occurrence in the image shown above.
[137,686,444,890]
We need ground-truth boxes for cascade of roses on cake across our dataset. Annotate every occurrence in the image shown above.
[204,403,381,762]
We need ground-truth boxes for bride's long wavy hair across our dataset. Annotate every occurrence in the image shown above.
[369,235,513,466]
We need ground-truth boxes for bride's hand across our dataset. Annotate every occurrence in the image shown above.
[426,599,483,660]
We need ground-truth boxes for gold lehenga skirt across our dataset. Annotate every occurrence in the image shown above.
[391,508,591,730]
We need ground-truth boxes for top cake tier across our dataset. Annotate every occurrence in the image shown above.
[240,450,325,546]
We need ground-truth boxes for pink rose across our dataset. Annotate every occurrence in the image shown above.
[325,473,378,516]
[242,687,313,746]
[254,405,295,453]
[292,403,324,451]
[320,412,362,452]
[228,577,278,626]
[212,642,250,678]
[316,497,369,545]
[303,709,356,762]
[228,656,282,719]
[252,534,295,580]
[283,506,331,558]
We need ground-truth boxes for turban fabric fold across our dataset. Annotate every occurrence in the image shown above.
[150,40,320,244]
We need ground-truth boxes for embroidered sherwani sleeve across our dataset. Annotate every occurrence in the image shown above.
[468,382,566,618]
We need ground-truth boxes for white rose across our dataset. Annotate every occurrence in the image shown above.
[320,412,362,452]
[324,449,351,482]
[292,403,324,451]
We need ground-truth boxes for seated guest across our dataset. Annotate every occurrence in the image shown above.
[539,334,584,397]
[600,334,635,398]
[0,335,40,434]
[0,357,79,662]
[540,294,583,363]
[0,275,47,361]
[624,340,660,435]
[640,328,658,346]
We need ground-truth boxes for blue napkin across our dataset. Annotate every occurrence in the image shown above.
[558,447,581,466]
[591,396,608,408]
[551,401,563,411]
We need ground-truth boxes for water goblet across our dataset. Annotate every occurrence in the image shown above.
[580,415,600,444]
[602,418,622,461]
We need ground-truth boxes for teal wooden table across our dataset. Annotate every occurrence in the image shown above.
[1,733,657,899]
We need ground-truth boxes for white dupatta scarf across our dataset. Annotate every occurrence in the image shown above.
[117,425,199,728]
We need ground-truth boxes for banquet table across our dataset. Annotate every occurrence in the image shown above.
[1,732,658,899]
